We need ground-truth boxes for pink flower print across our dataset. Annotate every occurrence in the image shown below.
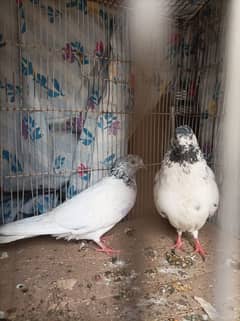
[74,113,84,132]
[77,163,91,181]
[87,91,101,111]
[77,163,88,176]
[87,99,95,111]
[62,42,88,65]
[95,41,104,57]
[22,118,28,139]
[107,120,121,136]
[66,113,84,134]
[62,43,74,63]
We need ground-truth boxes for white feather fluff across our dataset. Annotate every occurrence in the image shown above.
[0,154,144,246]
[154,160,219,233]
[154,126,219,235]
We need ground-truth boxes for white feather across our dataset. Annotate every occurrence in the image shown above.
[0,176,136,244]
[154,157,219,233]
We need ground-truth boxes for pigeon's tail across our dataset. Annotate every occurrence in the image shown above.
[0,213,67,244]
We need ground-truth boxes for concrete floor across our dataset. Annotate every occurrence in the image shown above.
[0,215,239,321]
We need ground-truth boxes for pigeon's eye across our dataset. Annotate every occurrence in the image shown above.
[130,160,136,165]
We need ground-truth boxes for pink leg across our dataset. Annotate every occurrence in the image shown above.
[172,231,184,250]
[194,239,206,257]
[95,241,120,256]
[192,231,206,258]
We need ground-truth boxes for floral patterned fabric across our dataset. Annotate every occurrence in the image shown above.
[0,0,131,223]
[0,0,223,223]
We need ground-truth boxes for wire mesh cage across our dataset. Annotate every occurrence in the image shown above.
[0,0,224,225]
[128,0,225,218]
[0,0,132,224]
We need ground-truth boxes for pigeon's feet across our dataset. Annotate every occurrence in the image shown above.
[96,242,120,256]
[194,239,206,258]
[172,234,184,250]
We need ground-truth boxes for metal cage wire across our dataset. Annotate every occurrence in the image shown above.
[0,0,224,225]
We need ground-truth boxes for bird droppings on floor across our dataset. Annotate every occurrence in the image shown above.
[165,250,195,268]
[0,251,8,260]
[56,279,78,291]
[124,227,135,237]
[78,241,87,251]
[0,216,239,321]
[143,246,157,259]
[16,283,28,293]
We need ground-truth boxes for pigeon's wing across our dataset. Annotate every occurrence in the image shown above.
[205,166,219,217]
[0,177,136,241]
[153,169,168,218]
[153,161,220,231]
[0,178,115,237]
[53,176,136,234]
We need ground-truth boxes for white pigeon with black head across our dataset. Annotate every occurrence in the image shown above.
[0,155,144,255]
[154,125,219,257]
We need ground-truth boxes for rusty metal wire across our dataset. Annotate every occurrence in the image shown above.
[0,0,224,223]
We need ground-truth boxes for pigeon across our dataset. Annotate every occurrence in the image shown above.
[153,125,219,257]
[0,154,144,255]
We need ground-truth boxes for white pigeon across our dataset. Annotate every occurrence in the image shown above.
[0,155,144,255]
[153,125,219,257]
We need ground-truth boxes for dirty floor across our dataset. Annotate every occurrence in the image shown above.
[0,215,239,321]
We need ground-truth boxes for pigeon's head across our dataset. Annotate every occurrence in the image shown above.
[173,125,198,149]
[168,126,202,164]
[111,154,145,181]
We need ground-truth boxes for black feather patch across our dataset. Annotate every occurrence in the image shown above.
[169,144,201,165]
[110,167,136,187]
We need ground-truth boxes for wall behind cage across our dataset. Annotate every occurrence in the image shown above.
[0,0,133,224]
